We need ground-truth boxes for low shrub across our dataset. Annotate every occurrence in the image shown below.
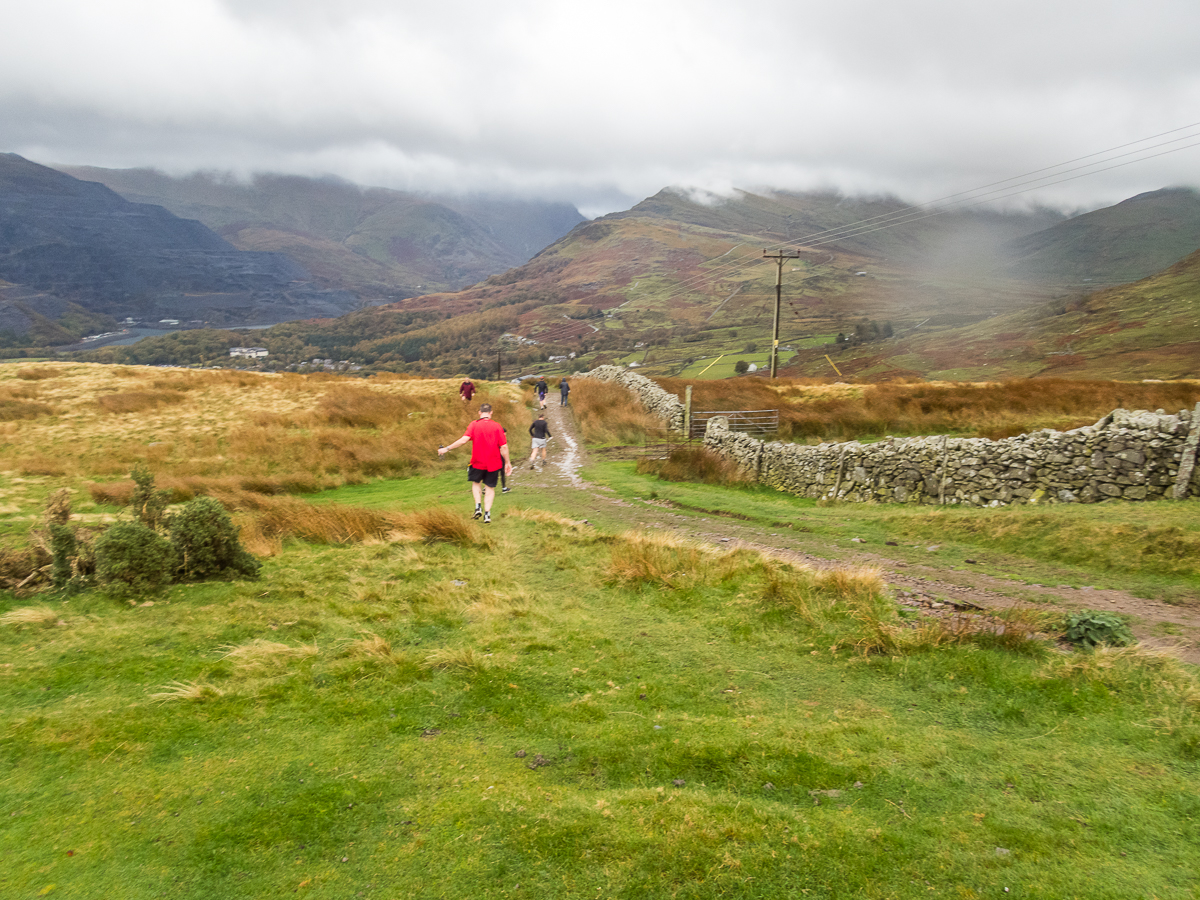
[94,521,177,593]
[1063,610,1135,649]
[169,497,261,582]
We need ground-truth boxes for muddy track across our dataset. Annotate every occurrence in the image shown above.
[504,403,1200,664]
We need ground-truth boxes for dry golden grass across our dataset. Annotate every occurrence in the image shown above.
[654,375,1200,441]
[96,390,186,415]
[0,606,63,629]
[15,366,60,381]
[0,398,55,421]
[0,546,49,588]
[148,680,224,703]
[506,508,592,535]
[608,530,714,588]
[421,646,496,672]
[637,447,750,486]
[0,364,521,501]
[219,639,320,674]
[346,633,400,663]
[466,589,531,621]
[398,508,488,547]
[571,379,665,444]
[243,498,403,545]
[813,565,886,599]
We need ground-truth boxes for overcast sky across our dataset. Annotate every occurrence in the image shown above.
[3,0,1199,217]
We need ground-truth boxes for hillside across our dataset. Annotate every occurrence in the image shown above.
[78,184,1199,381]
[1005,187,1200,286]
[56,166,585,299]
[87,188,1064,375]
[0,154,360,341]
[785,247,1200,381]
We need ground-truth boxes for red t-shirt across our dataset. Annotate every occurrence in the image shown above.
[464,417,507,471]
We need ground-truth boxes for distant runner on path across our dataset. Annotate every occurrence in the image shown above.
[438,403,512,524]
[527,413,552,470]
[459,379,476,402]
[536,376,549,409]
[559,377,570,406]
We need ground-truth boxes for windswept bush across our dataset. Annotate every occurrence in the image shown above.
[94,521,177,593]
[170,497,261,582]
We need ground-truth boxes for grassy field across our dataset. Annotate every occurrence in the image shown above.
[4,363,1200,898]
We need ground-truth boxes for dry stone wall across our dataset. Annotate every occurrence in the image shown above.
[582,365,685,431]
[703,407,1200,506]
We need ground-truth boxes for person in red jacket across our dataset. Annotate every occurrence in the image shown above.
[459,379,475,402]
[438,404,512,523]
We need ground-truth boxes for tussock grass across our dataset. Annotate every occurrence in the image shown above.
[242,498,402,545]
[1039,643,1200,706]
[18,453,70,476]
[420,646,496,671]
[398,508,489,547]
[637,446,750,486]
[219,639,319,673]
[571,379,665,444]
[0,606,62,629]
[15,366,60,381]
[0,398,54,421]
[148,680,224,703]
[506,507,592,534]
[608,530,714,588]
[96,389,187,414]
[0,546,49,589]
[346,633,399,662]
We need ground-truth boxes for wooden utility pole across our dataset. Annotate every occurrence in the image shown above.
[763,249,802,378]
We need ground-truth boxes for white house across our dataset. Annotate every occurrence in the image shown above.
[229,347,269,359]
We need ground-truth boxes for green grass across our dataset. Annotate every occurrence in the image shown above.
[580,459,1200,604]
[5,498,1200,898]
[677,351,796,379]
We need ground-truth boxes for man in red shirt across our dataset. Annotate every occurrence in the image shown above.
[437,404,512,523]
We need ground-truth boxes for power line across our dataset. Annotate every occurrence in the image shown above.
[634,123,1200,305]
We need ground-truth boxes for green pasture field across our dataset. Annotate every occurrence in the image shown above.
[4,464,1200,898]
[677,352,796,380]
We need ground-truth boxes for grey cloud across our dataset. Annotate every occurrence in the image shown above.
[2,0,1198,215]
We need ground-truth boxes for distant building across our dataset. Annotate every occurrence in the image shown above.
[230,347,269,359]
[159,318,180,325]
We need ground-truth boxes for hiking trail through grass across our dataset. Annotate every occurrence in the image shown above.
[512,401,1200,663]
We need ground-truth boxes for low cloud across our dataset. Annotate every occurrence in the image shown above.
[3,0,1199,214]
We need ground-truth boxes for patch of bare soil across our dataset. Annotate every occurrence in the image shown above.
[506,404,1200,665]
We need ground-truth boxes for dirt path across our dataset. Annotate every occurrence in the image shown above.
[507,403,1200,664]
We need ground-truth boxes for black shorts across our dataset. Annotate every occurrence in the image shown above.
[467,466,501,488]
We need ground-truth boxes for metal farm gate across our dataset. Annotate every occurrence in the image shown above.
[688,409,780,440]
